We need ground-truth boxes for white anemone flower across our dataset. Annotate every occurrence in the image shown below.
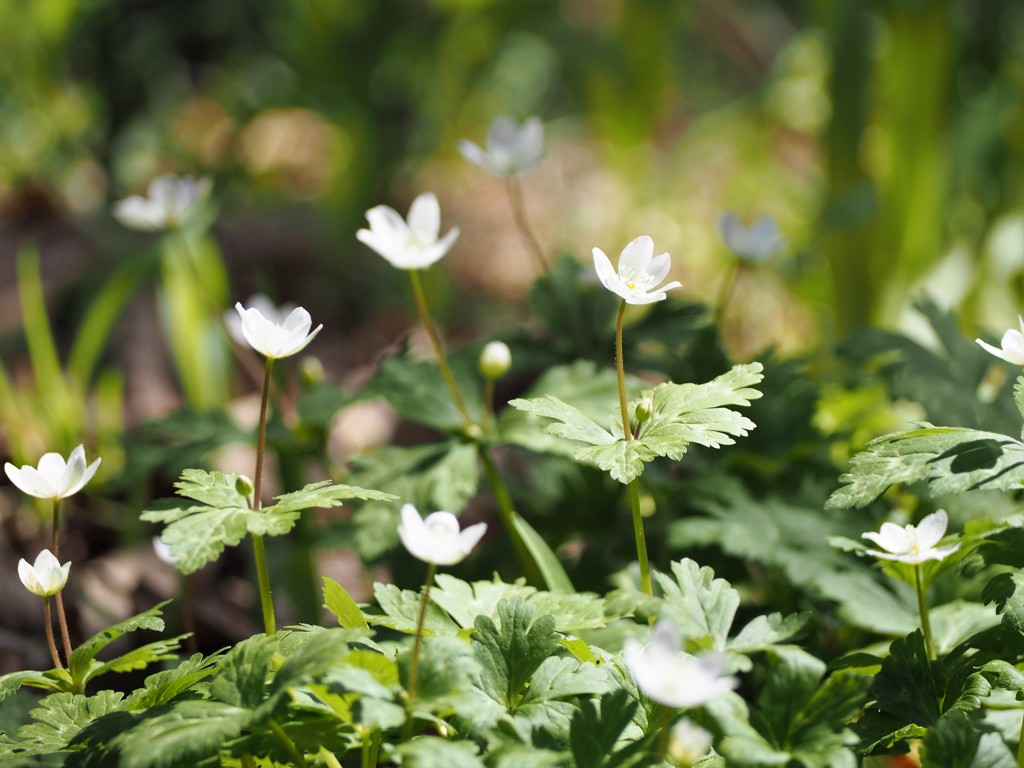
[976,317,1024,365]
[356,192,460,270]
[592,236,682,305]
[226,294,296,347]
[5,445,101,500]
[18,549,71,597]
[113,174,212,231]
[397,503,487,566]
[718,212,786,263]
[234,301,322,360]
[458,116,544,176]
[862,509,959,565]
[623,620,738,709]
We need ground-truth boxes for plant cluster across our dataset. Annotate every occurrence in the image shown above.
[5,115,1024,768]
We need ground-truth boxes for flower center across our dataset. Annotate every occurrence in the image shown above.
[619,266,656,293]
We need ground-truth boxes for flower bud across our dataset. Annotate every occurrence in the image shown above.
[18,550,71,597]
[479,341,512,380]
[299,356,325,386]
[667,719,712,766]
[635,397,654,423]
[235,474,255,499]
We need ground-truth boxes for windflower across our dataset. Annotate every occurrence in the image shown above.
[976,317,1024,365]
[718,212,786,263]
[356,192,460,270]
[226,294,296,347]
[479,341,512,380]
[18,549,71,597]
[113,173,212,231]
[667,719,713,767]
[5,445,101,500]
[397,503,487,566]
[862,509,959,565]
[592,236,682,305]
[234,301,322,360]
[623,620,738,708]
[458,116,544,176]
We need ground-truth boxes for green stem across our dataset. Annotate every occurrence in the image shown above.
[615,301,632,440]
[361,729,381,768]
[482,378,495,431]
[656,706,673,760]
[406,562,436,708]
[43,597,63,669]
[51,499,72,661]
[407,269,471,426]
[506,175,551,272]
[479,447,542,586]
[268,719,307,768]
[615,300,653,598]
[714,262,743,323]
[915,564,935,661]
[320,746,344,768]
[252,359,277,635]
[240,755,256,768]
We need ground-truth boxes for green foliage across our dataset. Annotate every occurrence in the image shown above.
[68,602,175,691]
[142,469,394,573]
[323,576,370,629]
[569,689,652,768]
[511,363,763,484]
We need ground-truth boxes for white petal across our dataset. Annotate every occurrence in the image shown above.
[618,236,654,276]
[365,205,410,241]
[646,252,672,285]
[458,140,500,174]
[457,522,487,557]
[516,117,544,169]
[915,510,949,550]
[18,559,33,591]
[113,197,166,231]
[592,248,623,295]
[407,193,441,241]
[488,116,519,152]
[37,452,68,483]
[7,465,56,498]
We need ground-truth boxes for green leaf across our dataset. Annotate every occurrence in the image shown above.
[323,576,370,629]
[114,700,249,768]
[577,440,657,485]
[0,670,63,704]
[510,512,576,594]
[84,636,186,685]
[394,736,485,768]
[757,647,827,748]
[271,480,397,513]
[362,355,482,432]
[655,559,739,652]
[509,394,617,447]
[14,691,124,756]
[569,690,642,768]
[826,425,1024,511]
[367,583,462,635]
[870,631,941,727]
[919,710,978,768]
[124,653,223,709]
[209,635,275,711]
[982,571,1024,634]
[729,612,810,654]
[68,603,169,686]
[472,598,561,711]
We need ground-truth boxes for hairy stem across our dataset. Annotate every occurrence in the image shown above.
[51,500,72,661]
[505,175,550,272]
[252,359,277,635]
[407,269,471,425]
[268,719,308,768]
[915,564,935,660]
[43,598,63,669]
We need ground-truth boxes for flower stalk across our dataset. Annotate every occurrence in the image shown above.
[506,176,550,272]
[615,299,653,597]
[43,597,63,670]
[268,719,308,768]
[252,359,277,635]
[50,500,73,661]
[403,561,437,740]
[915,564,935,661]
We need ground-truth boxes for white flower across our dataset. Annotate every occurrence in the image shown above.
[5,445,101,500]
[592,236,682,305]
[667,719,713,766]
[356,192,460,270]
[18,549,71,597]
[226,295,296,347]
[152,536,180,566]
[458,116,544,176]
[113,174,212,231]
[862,509,959,565]
[718,212,786,263]
[976,317,1024,365]
[397,503,487,566]
[623,620,738,709]
[479,341,512,380]
[233,301,322,360]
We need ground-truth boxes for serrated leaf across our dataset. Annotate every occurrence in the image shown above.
[729,612,810,654]
[655,559,739,652]
[509,394,617,447]
[920,710,978,768]
[68,603,168,685]
[271,480,397,513]
[115,700,249,768]
[209,635,275,711]
[85,636,186,685]
[394,736,485,768]
[367,583,462,635]
[472,598,560,711]
[569,689,641,768]
[982,571,1024,634]
[361,354,482,432]
[826,425,1024,510]
[577,440,657,484]
[870,631,941,726]
[323,577,369,629]
[125,653,223,710]
[15,691,124,755]
[0,670,62,704]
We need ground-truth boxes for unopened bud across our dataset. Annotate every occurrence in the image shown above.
[635,397,654,423]
[299,356,325,386]
[479,341,512,380]
[463,423,484,441]
[667,719,712,766]
[235,474,255,499]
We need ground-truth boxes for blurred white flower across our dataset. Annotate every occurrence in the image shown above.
[356,192,460,270]
[667,719,713,767]
[976,317,1024,365]
[226,295,296,347]
[623,620,737,708]
[862,509,959,565]
[592,236,682,305]
[113,174,212,231]
[5,445,101,500]
[152,536,180,566]
[398,503,487,566]
[234,300,322,360]
[18,549,70,597]
[479,341,512,380]
[458,116,544,176]
[718,212,786,263]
